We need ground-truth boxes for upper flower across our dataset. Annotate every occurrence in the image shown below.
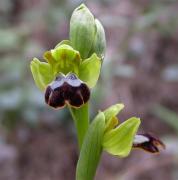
[30,4,106,109]
[30,41,102,108]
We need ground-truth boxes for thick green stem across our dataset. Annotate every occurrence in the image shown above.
[76,112,105,180]
[69,103,89,149]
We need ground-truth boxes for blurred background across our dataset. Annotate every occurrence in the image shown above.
[0,0,178,179]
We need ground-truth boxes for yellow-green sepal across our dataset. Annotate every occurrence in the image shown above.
[79,53,101,88]
[102,117,141,157]
[30,58,54,91]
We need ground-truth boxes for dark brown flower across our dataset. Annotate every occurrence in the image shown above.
[133,133,165,153]
[45,73,90,109]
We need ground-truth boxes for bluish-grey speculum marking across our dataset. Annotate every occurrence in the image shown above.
[45,73,90,109]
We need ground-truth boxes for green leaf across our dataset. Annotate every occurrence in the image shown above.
[103,117,141,157]
[79,53,101,88]
[51,44,81,75]
[30,58,54,91]
[70,4,95,59]
[76,111,105,180]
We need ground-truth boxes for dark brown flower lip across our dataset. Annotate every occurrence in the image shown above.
[45,73,90,109]
[133,133,165,153]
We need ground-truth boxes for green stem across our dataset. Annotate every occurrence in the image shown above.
[76,112,105,180]
[77,151,103,180]
[69,103,89,149]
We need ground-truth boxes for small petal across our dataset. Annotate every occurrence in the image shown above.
[104,116,119,133]
[133,134,165,153]
[43,51,56,67]
[104,103,124,124]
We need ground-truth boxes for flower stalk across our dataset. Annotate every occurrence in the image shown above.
[69,103,89,149]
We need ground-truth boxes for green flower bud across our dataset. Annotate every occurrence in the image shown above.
[70,4,106,59]
[89,19,106,59]
[70,4,95,59]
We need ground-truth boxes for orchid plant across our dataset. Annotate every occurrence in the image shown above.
[30,4,165,180]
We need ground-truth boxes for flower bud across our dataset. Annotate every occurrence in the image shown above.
[89,19,106,59]
[45,73,90,109]
[70,4,106,59]
[70,4,95,59]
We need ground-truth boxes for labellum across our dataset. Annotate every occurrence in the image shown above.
[133,133,165,153]
[45,73,90,109]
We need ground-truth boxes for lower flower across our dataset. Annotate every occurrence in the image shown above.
[133,133,165,153]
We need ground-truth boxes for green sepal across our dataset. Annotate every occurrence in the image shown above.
[79,53,101,88]
[30,58,54,91]
[50,44,81,75]
[70,4,95,59]
[89,19,106,59]
[76,111,105,180]
[102,117,141,157]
